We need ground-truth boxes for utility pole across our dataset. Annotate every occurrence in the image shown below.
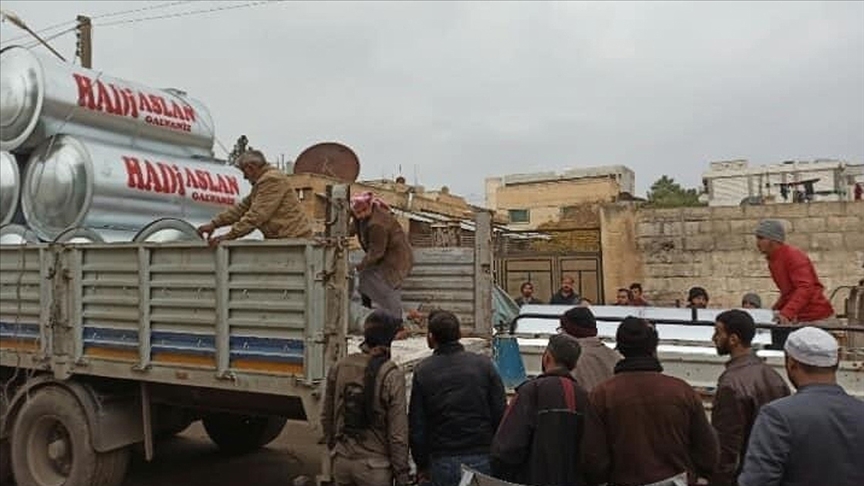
[76,15,92,68]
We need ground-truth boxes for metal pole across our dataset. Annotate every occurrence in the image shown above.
[1,10,67,61]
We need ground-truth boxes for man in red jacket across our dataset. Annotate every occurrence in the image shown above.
[754,219,834,349]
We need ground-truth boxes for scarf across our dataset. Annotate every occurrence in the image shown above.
[350,191,389,212]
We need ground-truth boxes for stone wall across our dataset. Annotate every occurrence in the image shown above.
[627,201,864,308]
[600,203,643,302]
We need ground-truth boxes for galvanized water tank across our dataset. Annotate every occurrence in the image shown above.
[54,226,107,243]
[0,223,38,244]
[21,135,250,241]
[0,151,20,225]
[0,45,216,157]
[132,218,202,242]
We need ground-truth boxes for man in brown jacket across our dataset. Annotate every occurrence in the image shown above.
[710,309,790,486]
[590,317,719,486]
[350,192,414,318]
[197,150,312,246]
[560,307,621,391]
[321,310,410,486]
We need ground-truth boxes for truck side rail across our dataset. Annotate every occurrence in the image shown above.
[1,239,347,397]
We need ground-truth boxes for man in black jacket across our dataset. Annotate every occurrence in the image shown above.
[490,334,609,486]
[550,276,580,305]
[409,311,507,486]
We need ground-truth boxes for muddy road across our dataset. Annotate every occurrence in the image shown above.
[120,421,324,486]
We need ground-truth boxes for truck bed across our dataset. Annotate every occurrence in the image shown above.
[0,240,343,397]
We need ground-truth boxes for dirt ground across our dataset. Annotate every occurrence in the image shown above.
[121,420,325,486]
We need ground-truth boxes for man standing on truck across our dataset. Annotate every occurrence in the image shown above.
[350,191,414,319]
[196,150,313,246]
[321,310,411,486]
[754,219,835,349]
[710,309,790,486]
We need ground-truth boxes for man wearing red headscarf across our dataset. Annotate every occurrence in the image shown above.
[350,192,414,319]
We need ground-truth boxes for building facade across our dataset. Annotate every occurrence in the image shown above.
[701,159,864,207]
[485,165,636,229]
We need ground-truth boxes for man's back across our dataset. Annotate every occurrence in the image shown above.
[254,168,313,238]
[739,384,864,486]
[572,337,620,391]
[491,370,609,486]
[323,353,405,459]
[409,342,506,462]
[590,371,719,485]
[359,206,414,287]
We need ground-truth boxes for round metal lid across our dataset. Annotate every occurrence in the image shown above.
[133,218,202,243]
[0,151,20,225]
[0,223,39,245]
[0,46,45,152]
[294,142,360,182]
[54,226,105,243]
[21,136,93,241]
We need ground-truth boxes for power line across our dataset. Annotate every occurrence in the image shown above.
[94,1,285,28]
[90,1,194,20]
[0,1,193,45]
[21,26,77,50]
[1,19,75,45]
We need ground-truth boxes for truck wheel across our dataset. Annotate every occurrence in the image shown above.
[0,437,11,484]
[153,406,196,440]
[11,387,130,486]
[202,413,286,454]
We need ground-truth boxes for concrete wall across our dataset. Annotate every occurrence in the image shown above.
[622,201,864,308]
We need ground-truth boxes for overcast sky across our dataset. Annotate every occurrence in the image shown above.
[2,1,862,204]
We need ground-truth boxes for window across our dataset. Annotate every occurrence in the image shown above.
[508,209,530,224]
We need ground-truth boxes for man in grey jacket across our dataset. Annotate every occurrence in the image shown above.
[738,327,864,486]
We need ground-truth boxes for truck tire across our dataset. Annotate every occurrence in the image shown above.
[0,437,11,484]
[202,413,286,454]
[153,406,196,440]
[10,387,130,486]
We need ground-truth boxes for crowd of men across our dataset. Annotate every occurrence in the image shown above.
[197,154,862,486]
[321,308,864,486]
[318,216,862,486]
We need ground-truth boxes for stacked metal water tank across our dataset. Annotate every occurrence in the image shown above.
[0,45,251,244]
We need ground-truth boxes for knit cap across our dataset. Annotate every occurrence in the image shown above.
[755,219,786,243]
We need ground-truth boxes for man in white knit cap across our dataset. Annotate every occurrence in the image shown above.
[739,327,864,486]
[753,219,834,349]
